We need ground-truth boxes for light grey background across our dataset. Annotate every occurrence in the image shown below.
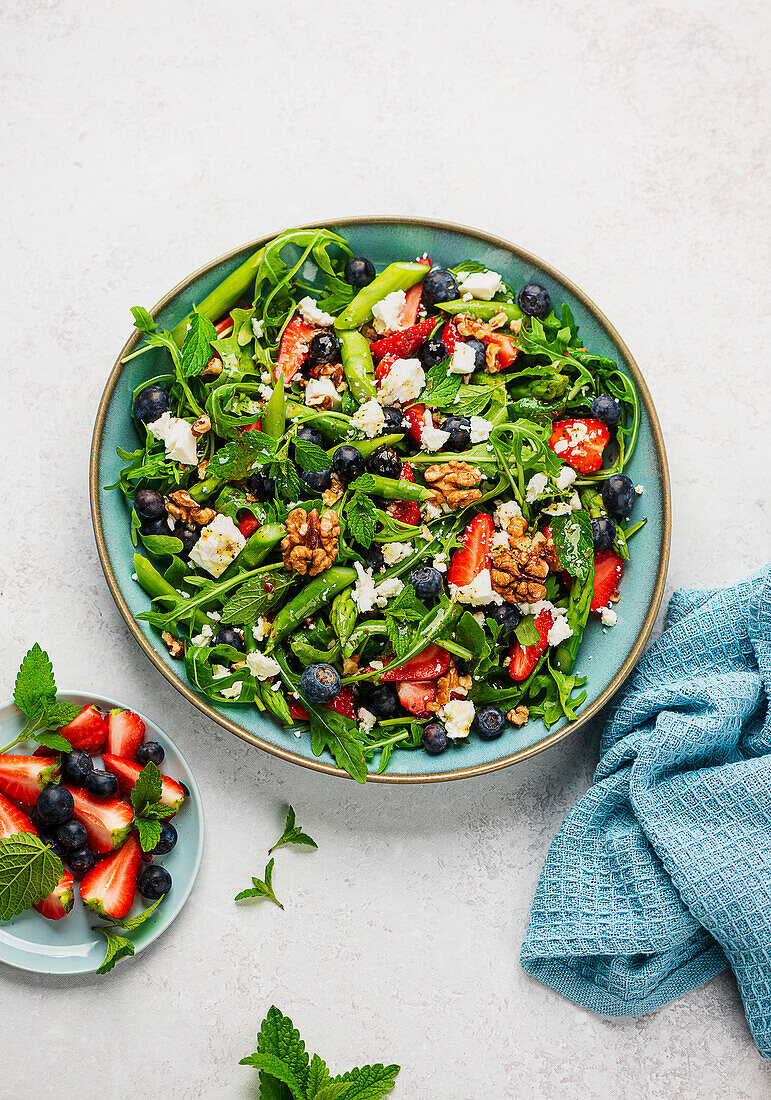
[1,1,769,1097]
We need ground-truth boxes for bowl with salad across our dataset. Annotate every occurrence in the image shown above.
[91,219,670,783]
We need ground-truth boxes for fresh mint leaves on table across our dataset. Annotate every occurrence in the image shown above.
[94,895,165,974]
[241,1006,400,1100]
[235,857,283,909]
[0,833,64,921]
[236,807,318,908]
[130,761,177,853]
[2,643,81,753]
[269,805,318,855]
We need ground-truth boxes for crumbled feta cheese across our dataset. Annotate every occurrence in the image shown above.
[369,660,384,671]
[432,552,448,572]
[598,606,618,627]
[635,485,644,495]
[419,524,433,540]
[472,611,487,626]
[131,572,138,582]
[495,500,524,529]
[491,530,510,550]
[305,377,341,408]
[382,541,413,565]
[208,611,221,621]
[438,699,476,739]
[371,290,407,334]
[351,398,385,439]
[525,473,549,503]
[421,411,451,452]
[377,358,425,406]
[469,416,493,443]
[448,341,477,374]
[211,664,229,679]
[451,568,503,607]
[543,493,582,517]
[554,466,578,492]
[245,651,281,680]
[553,440,569,455]
[190,623,214,647]
[358,708,377,735]
[220,680,243,700]
[352,561,379,613]
[375,577,404,603]
[297,296,334,327]
[252,618,270,642]
[148,412,198,465]
[189,514,246,578]
[516,598,567,619]
[456,270,503,300]
[252,318,265,339]
[547,615,574,646]
[423,502,444,521]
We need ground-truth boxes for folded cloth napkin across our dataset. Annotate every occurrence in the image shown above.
[520,565,771,1056]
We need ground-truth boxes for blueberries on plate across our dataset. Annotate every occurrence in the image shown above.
[142,515,173,537]
[247,470,276,501]
[591,516,617,550]
[465,338,486,371]
[422,268,458,306]
[39,834,65,859]
[137,863,172,901]
[173,523,200,558]
[423,721,448,755]
[295,426,325,450]
[30,806,46,831]
[365,684,400,718]
[137,741,165,767]
[517,283,551,317]
[300,662,341,704]
[368,445,402,479]
[61,749,94,786]
[417,338,448,370]
[150,821,178,856]
[440,416,471,450]
[133,384,171,424]
[36,785,74,826]
[474,705,506,741]
[602,474,636,518]
[302,468,333,493]
[409,566,444,600]
[68,846,96,879]
[331,445,365,485]
[363,543,385,573]
[307,331,340,366]
[485,603,521,635]
[57,819,88,851]
[344,257,376,288]
[85,769,119,799]
[215,625,246,652]
[134,488,165,519]
[591,393,622,425]
[382,406,404,434]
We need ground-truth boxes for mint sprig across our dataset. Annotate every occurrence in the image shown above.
[0,833,64,921]
[269,806,317,856]
[130,762,176,853]
[94,895,165,973]
[235,857,283,909]
[1,643,81,754]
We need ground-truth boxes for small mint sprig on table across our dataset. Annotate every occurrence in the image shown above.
[1,643,82,754]
[130,762,177,853]
[93,895,165,974]
[268,806,317,856]
[0,833,64,922]
[235,857,283,909]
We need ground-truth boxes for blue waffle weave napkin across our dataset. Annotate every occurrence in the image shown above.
[520,565,771,1056]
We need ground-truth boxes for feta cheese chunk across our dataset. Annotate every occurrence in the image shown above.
[219,680,243,700]
[635,484,645,495]
[377,358,425,406]
[491,530,510,551]
[455,270,504,300]
[495,499,523,529]
[375,577,404,603]
[352,562,379,613]
[382,541,413,566]
[358,708,377,736]
[245,651,282,680]
[148,412,198,466]
[432,552,448,572]
[469,416,493,443]
[547,615,574,646]
[438,699,476,739]
[371,289,407,335]
[351,398,385,439]
[297,296,334,327]
[598,606,618,627]
[450,568,503,607]
[423,501,444,521]
[448,341,477,374]
[190,623,214,647]
[252,317,265,339]
[251,618,271,643]
[525,473,549,503]
[189,513,246,578]
[421,411,450,452]
[305,377,341,408]
[554,466,578,492]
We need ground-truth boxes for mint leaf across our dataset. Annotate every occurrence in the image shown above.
[220,571,295,627]
[209,432,277,480]
[0,833,63,920]
[314,1084,353,1100]
[41,702,82,729]
[237,1053,305,1099]
[382,584,425,660]
[34,729,74,753]
[180,309,217,379]
[551,509,593,582]
[335,1064,401,1099]
[514,615,540,647]
[294,439,333,473]
[119,895,165,931]
[420,360,461,408]
[135,818,162,853]
[306,1054,332,1098]
[269,806,318,855]
[95,928,135,974]
[256,1006,310,1087]
[235,858,284,908]
[130,761,163,816]
[13,643,55,719]
[345,492,378,549]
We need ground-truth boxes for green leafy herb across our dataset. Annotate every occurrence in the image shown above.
[94,895,166,973]
[420,360,461,409]
[382,584,425,659]
[514,615,540,647]
[130,762,176,852]
[307,703,367,784]
[345,491,379,549]
[180,309,217,379]
[220,571,296,627]
[1,644,81,754]
[209,431,278,480]
[0,833,64,921]
[235,857,283,908]
[269,806,318,855]
[294,439,333,473]
[551,509,593,582]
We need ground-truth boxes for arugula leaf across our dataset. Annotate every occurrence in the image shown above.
[269,806,318,855]
[551,510,593,582]
[454,611,492,677]
[208,432,277,480]
[0,833,63,921]
[180,309,217,379]
[95,929,135,974]
[219,571,296,626]
[345,492,378,549]
[294,439,333,473]
[420,360,461,408]
[514,616,540,647]
[235,857,284,908]
[306,703,367,783]
[127,307,182,369]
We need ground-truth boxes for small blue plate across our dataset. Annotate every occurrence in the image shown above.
[0,692,204,975]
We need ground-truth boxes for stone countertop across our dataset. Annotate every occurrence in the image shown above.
[1,1,768,1096]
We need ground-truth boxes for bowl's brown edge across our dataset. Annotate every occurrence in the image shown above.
[89,216,671,783]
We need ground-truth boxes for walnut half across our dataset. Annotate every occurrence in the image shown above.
[427,664,473,713]
[424,461,483,511]
[507,705,529,727]
[162,632,184,659]
[281,507,340,576]
[491,531,551,603]
[165,490,215,527]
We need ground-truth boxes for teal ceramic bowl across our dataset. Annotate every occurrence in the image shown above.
[0,692,204,974]
[90,218,670,783]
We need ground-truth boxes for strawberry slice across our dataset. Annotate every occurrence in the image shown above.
[287,699,309,723]
[548,418,609,474]
[102,754,187,815]
[238,510,261,539]
[370,316,437,362]
[508,608,553,681]
[0,790,36,837]
[243,419,263,432]
[447,513,494,588]
[375,352,398,384]
[286,685,356,724]
[275,315,316,383]
[591,549,624,612]
[80,831,142,921]
[105,709,146,760]
[0,755,59,806]
[378,644,452,683]
[388,463,421,526]
[396,680,437,717]
[65,786,134,853]
[214,316,234,337]
[402,402,428,446]
[441,320,459,356]
[57,704,108,754]
[35,870,75,921]
[484,331,518,370]
[402,256,431,327]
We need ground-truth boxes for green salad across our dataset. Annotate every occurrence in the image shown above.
[109,226,647,781]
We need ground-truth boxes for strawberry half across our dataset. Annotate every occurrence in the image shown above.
[402,403,428,446]
[441,320,459,356]
[402,256,431,327]
[388,463,421,527]
[80,831,142,921]
[484,331,518,370]
[591,549,624,612]
[375,352,398,384]
[370,316,437,362]
[102,754,186,815]
[214,316,234,337]
[508,608,553,681]
[65,786,134,853]
[0,790,36,837]
[275,315,316,384]
[286,685,356,724]
[0,755,59,806]
[396,680,437,718]
[378,644,452,683]
[104,709,146,761]
[548,418,609,474]
[238,510,261,539]
[447,513,494,588]
[243,419,263,432]
[35,870,75,921]
[57,704,108,753]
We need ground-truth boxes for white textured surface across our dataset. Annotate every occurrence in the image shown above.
[1,1,770,1096]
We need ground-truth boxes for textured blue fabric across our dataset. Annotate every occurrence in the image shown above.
[520,565,771,1056]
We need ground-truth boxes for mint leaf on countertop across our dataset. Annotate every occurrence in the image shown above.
[235,857,284,909]
[0,833,63,921]
[269,806,318,855]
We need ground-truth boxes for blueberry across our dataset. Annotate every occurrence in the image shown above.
[39,833,65,858]
[173,523,200,558]
[440,416,471,450]
[57,819,88,851]
[517,283,551,317]
[150,821,178,856]
[133,384,171,424]
[85,770,119,799]
[365,684,399,718]
[30,806,46,830]
[295,426,325,450]
[368,445,402,479]
[423,721,448,755]
[474,705,505,740]
[307,331,340,366]
[134,488,165,519]
[417,338,448,369]
[248,470,276,501]
[344,257,376,288]
[363,544,385,573]
[68,847,96,879]
[302,468,333,493]
[137,863,172,901]
[331,445,365,485]
[136,741,165,767]
[422,268,458,305]
[485,603,521,635]
[300,662,341,703]
[215,625,246,652]
[382,407,404,434]
[464,338,486,371]
[591,516,617,550]
[142,515,173,537]
[60,750,94,786]
[602,474,635,518]
[36,785,74,826]
[409,566,443,600]
[591,394,622,426]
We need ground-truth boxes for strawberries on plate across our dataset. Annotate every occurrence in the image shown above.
[591,549,624,612]
[102,754,187,815]
[548,418,609,474]
[0,755,59,806]
[396,680,437,718]
[275,315,316,384]
[447,513,494,588]
[104,709,146,761]
[80,831,142,921]
[65,785,134,854]
[370,316,436,362]
[508,608,553,682]
[57,705,108,754]
[377,644,452,683]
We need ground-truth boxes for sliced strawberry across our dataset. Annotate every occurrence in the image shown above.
[0,755,59,807]
[402,402,428,446]
[65,786,134,853]
[286,685,356,724]
[0,790,36,837]
[80,831,142,921]
[238,510,261,539]
[214,316,234,337]
[447,513,494,588]
[287,699,309,723]
[402,256,431,327]
[57,704,107,753]
[388,463,421,526]
[275,315,316,383]
[102,754,186,815]
[485,331,518,370]
[441,320,459,356]
[370,316,437,362]
[548,418,609,474]
[400,462,415,483]
[243,419,263,432]
[105,709,146,760]
[591,549,624,612]
[375,352,398,384]
[396,680,437,718]
[508,608,553,681]
[378,644,452,683]
[34,870,75,921]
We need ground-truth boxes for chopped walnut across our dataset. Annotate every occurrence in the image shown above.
[507,705,529,727]
[427,665,473,713]
[161,632,184,659]
[281,507,340,576]
[197,459,210,480]
[424,461,482,511]
[342,654,360,677]
[311,361,346,390]
[191,413,211,437]
[491,532,551,603]
[608,587,621,604]
[199,356,222,377]
[165,490,216,527]
[507,513,527,541]
[322,472,345,507]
